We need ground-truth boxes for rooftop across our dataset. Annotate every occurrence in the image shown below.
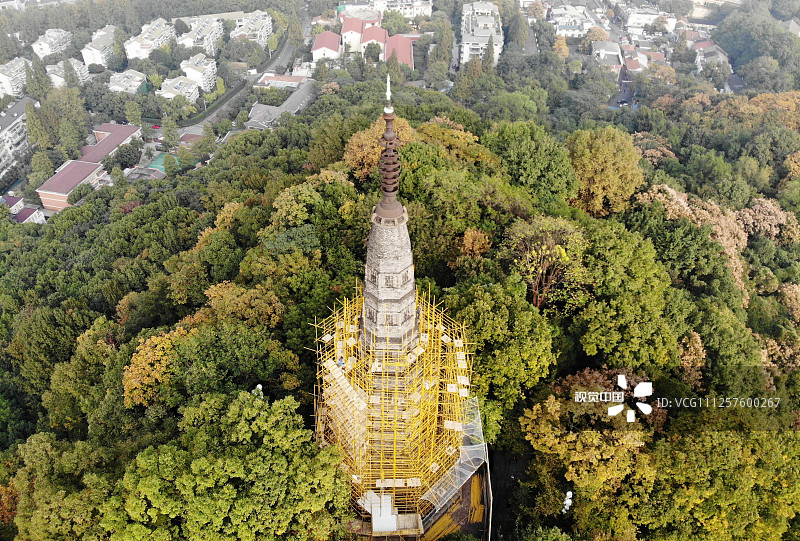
[37,160,100,195]
[80,123,140,163]
[12,207,36,223]
[313,30,341,52]
[0,98,33,132]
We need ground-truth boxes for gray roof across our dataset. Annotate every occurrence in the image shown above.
[245,80,315,130]
[0,97,34,132]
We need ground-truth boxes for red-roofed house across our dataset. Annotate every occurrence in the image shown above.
[312,31,342,61]
[624,57,643,74]
[642,51,666,63]
[341,17,365,51]
[0,195,23,214]
[360,25,388,56]
[36,160,102,211]
[386,35,414,69]
[693,40,714,51]
[80,123,141,163]
[12,207,45,224]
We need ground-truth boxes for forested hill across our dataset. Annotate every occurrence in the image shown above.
[4,31,800,541]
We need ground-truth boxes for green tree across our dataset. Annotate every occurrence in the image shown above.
[289,15,304,48]
[382,10,411,35]
[161,116,179,150]
[364,41,382,62]
[58,118,83,159]
[62,58,80,88]
[163,153,179,177]
[445,275,556,442]
[568,221,681,370]
[101,392,350,539]
[25,58,52,102]
[124,101,142,127]
[638,410,800,540]
[174,18,189,36]
[483,36,495,74]
[177,146,195,171]
[28,151,54,189]
[24,102,51,149]
[483,121,578,202]
[566,126,644,217]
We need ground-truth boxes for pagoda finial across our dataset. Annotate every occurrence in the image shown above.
[376,75,402,219]
[384,73,393,114]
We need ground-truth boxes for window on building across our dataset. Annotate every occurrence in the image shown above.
[384,275,394,287]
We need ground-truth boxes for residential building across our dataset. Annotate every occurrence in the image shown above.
[695,40,729,71]
[337,4,382,25]
[342,17,367,52]
[292,61,316,77]
[81,25,116,67]
[80,122,141,164]
[124,18,175,60]
[312,31,342,61]
[371,0,432,19]
[0,58,32,100]
[780,19,800,37]
[386,34,414,68]
[180,53,216,93]
[156,76,199,102]
[229,10,273,48]
[37,122,141,211]
[0,98,34,180]
[0,0,25,11]
[593,40,623,78]
[46,58,89,87]
[549,5,594,37]
[360,24,388,56]
[177,17,223,56]
[0,195,24,214]
[32,28,72,58]
[255,72,308,90]
[460,2,503,66]
[36,160,102,211]
[245,79,315,129]
[12,207,45,224]
[108,69,146,94]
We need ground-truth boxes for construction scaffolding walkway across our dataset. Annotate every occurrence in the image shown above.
[315,290,487,538]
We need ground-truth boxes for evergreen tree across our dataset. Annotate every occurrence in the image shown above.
[161,116,179,151]
[25,102,51,149]
[483,36,495,74]
[25,58,52,102]
[62,59,80,89]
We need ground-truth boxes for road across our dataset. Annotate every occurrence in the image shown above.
[524,24,538,55]
[179,34,296,135]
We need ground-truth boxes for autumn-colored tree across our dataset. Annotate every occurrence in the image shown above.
[528,1,545,18]
[343,115,417,180]
[566,126,644,217]
[205,281,285,328]
[579,27,608,54]
[502,217,588,308]
[552,35,569,58]
[122,326,194,408]
[520,368,659,538]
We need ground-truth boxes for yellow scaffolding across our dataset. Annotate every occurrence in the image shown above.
[315,289,475,536]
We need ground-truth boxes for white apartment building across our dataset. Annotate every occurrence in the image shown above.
[124,19,176,60]
[0,98,35,180]
[0,0,25,11]
[549,5,594,37]
[371,0,432,18]
[46,58,89,87]
[81,25,116,67]
[229,10,273,48]
[32,28,72,59]
[108,69,146,94]
[460,2,503,66]
[180,53,216,93]
[0,57,32,98]
[156,76,199,102]
[177,17,223,56]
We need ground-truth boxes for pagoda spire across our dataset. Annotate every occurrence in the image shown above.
[376,75,402,219]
